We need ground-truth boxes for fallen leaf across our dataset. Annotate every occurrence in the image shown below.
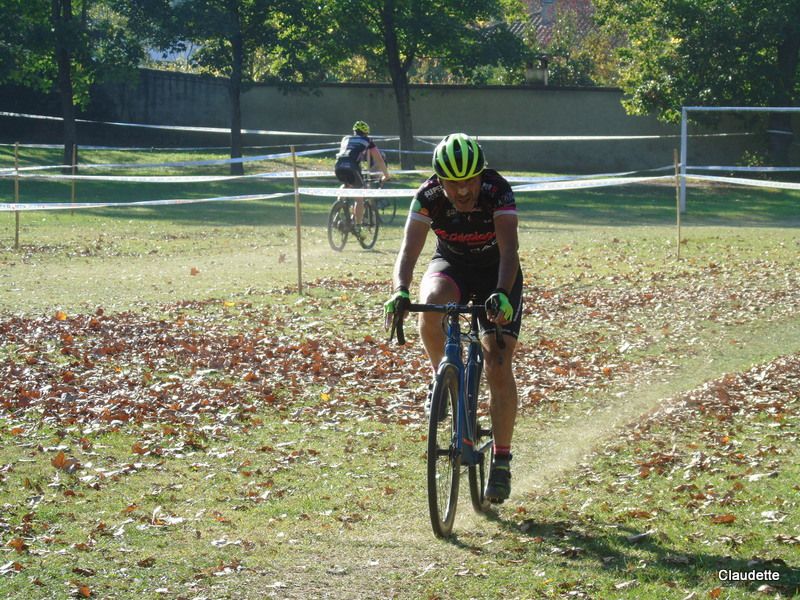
[710,514,736,525]
[7,538,27,553]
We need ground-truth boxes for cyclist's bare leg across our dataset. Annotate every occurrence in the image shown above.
[353,196,365,226]
[418,274,459,370]
[481,334,518,448]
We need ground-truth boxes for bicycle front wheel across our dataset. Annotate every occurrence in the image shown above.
[357,200,380,250]
[327,200,350,252]
[467,360,492,514]
[427,363,460,538]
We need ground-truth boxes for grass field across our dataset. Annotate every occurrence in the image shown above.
[1,148,799,599]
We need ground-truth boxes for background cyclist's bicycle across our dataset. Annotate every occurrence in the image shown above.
[364,170,397,225]
[327,189,380,251]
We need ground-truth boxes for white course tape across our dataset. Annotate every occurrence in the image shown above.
[0,147,337,175]
[300,174,676,197]
[299,187,415,198]
[0,111,341,137]
[688,165,800,173]
[504,165,674,184]
[8,170,336,183]
[383,149,434,155]
[0,192,292,212]
[1,168,428,183]
[2,111,755,144]
[416,133,752,141]
[511,175,673,192]
[686,175,800,191]
[0,142,339,151]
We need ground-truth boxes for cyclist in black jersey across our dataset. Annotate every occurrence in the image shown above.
[384,133,522,503]
[335,121,391,231]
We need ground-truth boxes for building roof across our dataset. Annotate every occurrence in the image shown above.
[513,0,595,47]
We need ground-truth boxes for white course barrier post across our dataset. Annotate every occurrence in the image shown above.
[674,148,681,259]
[679,107,687,213]
[291,146,303,295]
[14,142,20,249]
[71,144,77,214]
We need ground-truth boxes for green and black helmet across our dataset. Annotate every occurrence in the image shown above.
[352,120,370,135]
[432,133,485,181]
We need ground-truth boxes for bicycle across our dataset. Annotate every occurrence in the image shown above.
[389,299,504,538]
[364,171,397,225]
[327,186,380,251]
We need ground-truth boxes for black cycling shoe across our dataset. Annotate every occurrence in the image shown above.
[485,456,512,503]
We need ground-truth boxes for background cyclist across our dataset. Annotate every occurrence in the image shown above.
[384,133,523,503]
[334,120,391,234]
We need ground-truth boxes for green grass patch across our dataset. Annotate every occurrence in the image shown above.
[1,147,799,598]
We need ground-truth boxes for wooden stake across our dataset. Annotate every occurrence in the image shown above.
[674,148,681,260]
[291,146,303,295]
[14,142,20,250]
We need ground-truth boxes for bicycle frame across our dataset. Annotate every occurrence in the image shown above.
[393,303,496,464]
[439,309,488,467]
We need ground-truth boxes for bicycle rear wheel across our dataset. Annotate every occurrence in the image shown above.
[357,200,380,249]
[327,199,350,252]
[467,361,492,514]
[427,363,460,538]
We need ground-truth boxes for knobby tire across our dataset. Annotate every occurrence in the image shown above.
[327,199,350,252]
[467,358,492,514]
[357,200,380,249]
[427,363,460,538]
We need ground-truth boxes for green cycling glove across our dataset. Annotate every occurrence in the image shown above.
[384,287,411,318]
[485,289,513,322]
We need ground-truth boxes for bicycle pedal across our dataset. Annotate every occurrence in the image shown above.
[478,427,493,438]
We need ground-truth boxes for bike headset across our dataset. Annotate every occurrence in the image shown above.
[432,133,485,181]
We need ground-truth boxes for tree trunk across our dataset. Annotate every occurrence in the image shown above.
[53,0,77,173]
[391,72,416,170]
[228,7,244,176]
[381,0,415,170]
[767,26,800,163]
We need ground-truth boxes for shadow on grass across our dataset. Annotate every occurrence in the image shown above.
[504,517,799,596]
[521,185,800,229]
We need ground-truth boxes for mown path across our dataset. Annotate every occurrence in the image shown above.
[229,315,800,599]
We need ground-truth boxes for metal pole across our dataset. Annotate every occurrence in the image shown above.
[679,107,687,213]
[291,145,303,295]
[674,148,681,260]
[14,142,20,250]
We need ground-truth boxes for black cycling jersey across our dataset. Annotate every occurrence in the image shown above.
[409,169,517,269]
[336,134,375,163]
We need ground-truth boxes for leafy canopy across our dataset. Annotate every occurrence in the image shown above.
[0,0,143,107]
[595,0,800,122]
[318,0,528,84]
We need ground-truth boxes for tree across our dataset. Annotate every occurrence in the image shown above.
[127,0,311,175]
[595,0,800,160]
[322,0,527,169]
[0,0,143,169]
